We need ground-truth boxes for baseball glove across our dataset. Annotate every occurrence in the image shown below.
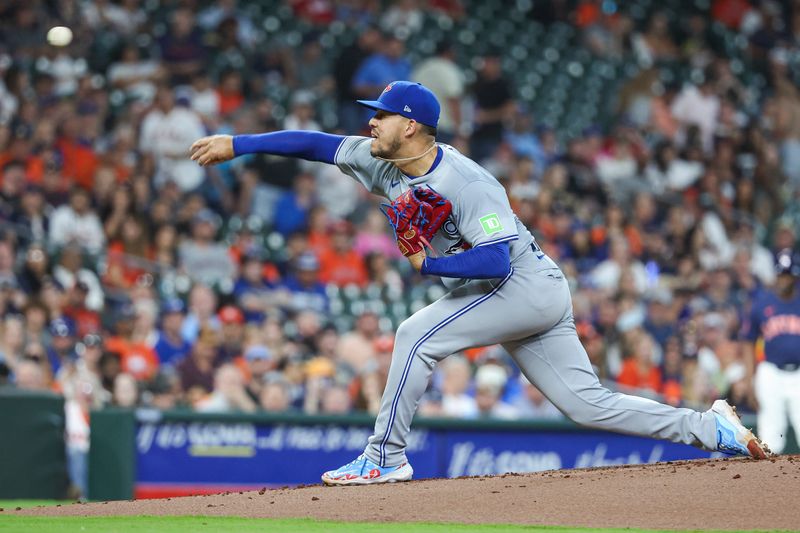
[380,186,452,257]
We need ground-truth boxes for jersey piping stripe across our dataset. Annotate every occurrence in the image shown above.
[473,235,519,247]
[332,136,348,165]
[377,267,515,466]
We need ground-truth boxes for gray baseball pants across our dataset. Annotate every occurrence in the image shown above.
[364,254,718,467]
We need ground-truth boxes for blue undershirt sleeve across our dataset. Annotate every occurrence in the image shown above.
[420,242,511,279]
[232,131,346,164]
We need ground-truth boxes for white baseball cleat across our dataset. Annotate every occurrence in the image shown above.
[711,399,771,459]
[321,454,414,486]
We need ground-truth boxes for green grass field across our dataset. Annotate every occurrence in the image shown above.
[0,500,68,509]
[0,515,786,533]
[0,502,787,533]
[0,510,788,533]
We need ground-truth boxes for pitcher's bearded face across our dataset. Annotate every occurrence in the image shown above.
[369,110,407,158]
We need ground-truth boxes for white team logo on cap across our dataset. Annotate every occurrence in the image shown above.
[403,105,412,112]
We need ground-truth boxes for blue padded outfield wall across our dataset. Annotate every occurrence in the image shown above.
[90,409,727,500]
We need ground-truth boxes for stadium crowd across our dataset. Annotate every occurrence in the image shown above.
[1,0,799,452]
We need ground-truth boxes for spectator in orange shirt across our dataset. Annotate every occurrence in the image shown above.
[105,303,160,381]
[318,220,368,287]
[103,125,140,182]
[306,206,332,258]
[106,215,153,289]
[55,113,98,190]
[216,69,245,117]
[0,129,44,185]
[63,281,101,338]
[617,331,662,394]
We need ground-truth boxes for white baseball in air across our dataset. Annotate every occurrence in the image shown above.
[47,26,73,47]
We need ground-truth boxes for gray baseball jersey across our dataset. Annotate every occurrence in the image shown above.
[334,137,718,468]
[336,137,549,259]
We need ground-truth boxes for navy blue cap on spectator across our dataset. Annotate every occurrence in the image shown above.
[241,248,263,262]
[12,124,32,140]
[193,208,219,228]
[23,183,43,195]
[296,253,320,271]
[42,276,65,292]
[174,87,192,107]
[117,302,136,321]
[50,317,76,338]
[536,123,554,136]
[161,297,186,315]
[244,345,272,361]
[357,81,440,129]
[77,101,99,116]
[582,125,603,138]
[775,248,800,276]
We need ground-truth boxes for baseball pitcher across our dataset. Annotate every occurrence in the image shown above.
[191,81,770,486]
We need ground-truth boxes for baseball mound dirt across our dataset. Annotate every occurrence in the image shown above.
[18,455,800,530]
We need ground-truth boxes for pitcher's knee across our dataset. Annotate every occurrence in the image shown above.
[561,405,596,426]
[390,320,423,362]
[394,318,444,366]
[557,389,610,427]
[395,318,415,343]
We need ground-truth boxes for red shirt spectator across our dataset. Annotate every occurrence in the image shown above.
[617,358,663,393]
[0,153,43,185]
[105,216,154,289]
[617,334,662,394]
[216,70,245,117]
[63,282,101,338]
[105,336,160,381]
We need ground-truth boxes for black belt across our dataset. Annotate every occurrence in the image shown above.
[775,363,800,372]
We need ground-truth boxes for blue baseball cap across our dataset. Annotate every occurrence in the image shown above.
[50,317,76,338]
[357,81,440,129]
[161,297,186,315]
